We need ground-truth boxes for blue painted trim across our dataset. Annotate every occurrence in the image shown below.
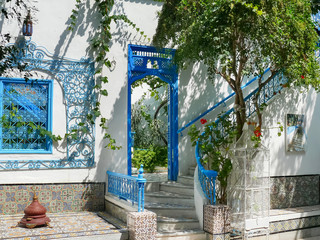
[127,44,179,181]
[0,39,95,170]
[107,164,147,212]
[172,76,179,181]
[0,159,95,170]
[0,77,53,154]
[127,45,133,176]
[47,79,53,153]
[0,81,3,151]
[177,68,271,133]
[127,77,132,176]
[195,70,286,204]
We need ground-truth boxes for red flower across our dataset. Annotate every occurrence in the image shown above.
[200,118,207,124]
[254,129,261,137]
[301,75,305,79]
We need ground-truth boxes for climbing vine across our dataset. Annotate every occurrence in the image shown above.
[69,0,150,150]
[0,0,149,151]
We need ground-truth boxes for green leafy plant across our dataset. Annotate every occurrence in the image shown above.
[154,0,320,137]
[188,114,237,204]
[132,145,168,173]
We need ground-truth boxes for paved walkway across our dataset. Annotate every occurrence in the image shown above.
[0,211,127,240]
[132,167,168,182]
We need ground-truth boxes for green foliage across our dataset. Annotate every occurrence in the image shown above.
[131,101,167,148]
[154,0,320,136]
[0,105,63,143]
[131,75,167,101]
[0,0,34,77]
[188,114,237,204]
[132,146,168,173]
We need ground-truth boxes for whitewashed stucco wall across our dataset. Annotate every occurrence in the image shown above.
[262,87,320,176]
[0,0,163,184]
[0,0,319,185]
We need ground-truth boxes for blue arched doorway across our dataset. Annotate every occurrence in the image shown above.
[127,44,179,181]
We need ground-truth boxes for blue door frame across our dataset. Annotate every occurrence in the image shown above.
[127,44,179,181]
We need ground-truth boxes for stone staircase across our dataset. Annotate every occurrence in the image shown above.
[144,166,207,240]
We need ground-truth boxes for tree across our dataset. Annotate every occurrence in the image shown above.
[154,0,320,136]
[0,1,35,77]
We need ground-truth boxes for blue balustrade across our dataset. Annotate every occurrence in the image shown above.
[195,70,287,205]
[107,164,146,212]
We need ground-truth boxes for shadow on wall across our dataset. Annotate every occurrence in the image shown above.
[95,83,128,180]
[89,0,164,182]
[53,0,100,61]
[178,61,233,175]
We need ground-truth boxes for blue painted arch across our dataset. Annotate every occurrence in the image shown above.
[127,44,179,181]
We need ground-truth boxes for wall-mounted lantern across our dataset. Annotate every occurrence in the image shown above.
[23,10,33,36]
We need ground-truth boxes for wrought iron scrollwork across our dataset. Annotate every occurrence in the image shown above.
[0,39,95,170]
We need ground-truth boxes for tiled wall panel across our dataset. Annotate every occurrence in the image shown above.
[0,183,105,215]
[270,175,319,209]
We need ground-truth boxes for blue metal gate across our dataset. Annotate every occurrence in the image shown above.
[127,45,179,181]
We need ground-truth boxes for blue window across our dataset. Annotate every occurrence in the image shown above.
[0,77,53,153]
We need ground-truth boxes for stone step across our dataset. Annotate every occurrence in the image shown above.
[157,216,200,232]
[145,191,194,207]
[160,182,194,196]
[145,203,197,218]
[58,232,128,240]
[156,229,206,240]
[177,175,194,186]
[188,166,196,176]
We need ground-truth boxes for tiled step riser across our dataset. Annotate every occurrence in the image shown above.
[160,184,194,196]
[147,208,197,218]
[156,233,206,240]
[177,176,194,186]
[145,196,194,207]
[158,221,200,232]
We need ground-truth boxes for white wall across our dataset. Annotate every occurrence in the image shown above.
[179,65,320,177]
[177,62,232,175]
[1,0,319,185]
[0,0,163,184]
[262,87,320,176]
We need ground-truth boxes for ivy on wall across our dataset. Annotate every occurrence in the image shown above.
[69,0,150,150]
[0,0,157,153]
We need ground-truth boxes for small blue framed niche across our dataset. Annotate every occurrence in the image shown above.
[0,39,95,170]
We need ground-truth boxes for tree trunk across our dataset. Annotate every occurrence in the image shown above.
[154,99,168,146]
[234,84,246,139]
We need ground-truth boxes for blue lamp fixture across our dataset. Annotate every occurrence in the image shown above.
[22,10,33,36]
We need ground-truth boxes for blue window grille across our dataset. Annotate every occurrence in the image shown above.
[0,77,52,153]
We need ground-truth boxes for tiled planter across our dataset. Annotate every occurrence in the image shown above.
[204,204,231,240]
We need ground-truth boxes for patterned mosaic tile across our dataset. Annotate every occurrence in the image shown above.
[206,232,231,240]
[270,175,319,209]
[0,183,105,215]
[270,215,320,233]
[204,205,231,235]
[127,211,157,240]
[0,211,127,240]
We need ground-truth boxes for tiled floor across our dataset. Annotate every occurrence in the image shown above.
[0,211,127,240]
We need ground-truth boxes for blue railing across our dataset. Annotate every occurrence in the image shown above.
[107,165,146,212]
[195,70,287,204]
[177,68,270,134]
